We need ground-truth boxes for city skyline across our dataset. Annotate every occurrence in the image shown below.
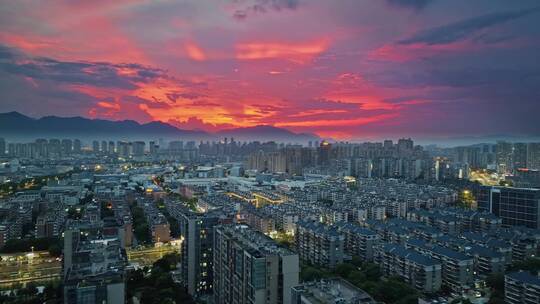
[1,1,540,140]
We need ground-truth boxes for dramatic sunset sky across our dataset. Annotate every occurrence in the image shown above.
[1,0,539,140]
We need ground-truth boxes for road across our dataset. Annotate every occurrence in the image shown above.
[126,244,179,268]
[469,170,502,186]
[0,251,61,289]
[0,243,180,288]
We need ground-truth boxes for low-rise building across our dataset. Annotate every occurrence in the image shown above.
[505,271,540,304]
[291,278,376,304]
[295,220,345,269]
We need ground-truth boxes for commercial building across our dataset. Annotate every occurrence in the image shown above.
[477,186,540,229]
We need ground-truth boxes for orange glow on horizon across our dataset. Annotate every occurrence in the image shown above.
[274,113,397,127]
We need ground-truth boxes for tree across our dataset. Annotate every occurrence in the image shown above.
[43,281,61,301]
[126,253,196,304]
[0,237,61,254]
[48,243,62,257]
[395,294,420,304]
[487,296,505,304]
[68,206,84,219]
[509,257,540,273]
[153,257,172,272]
[24,282,38,298]
[485,273,504,290]
[335,263,356,277]
[346,271,366,286]
[374,278,419,304]
[134,223,150,244]
[300,266,328,282]
[363,263,382,281]
[167,217,180,238]
[350,256,363,267]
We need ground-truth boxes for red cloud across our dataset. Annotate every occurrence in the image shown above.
[97,101,121,111]
[236,39,329,62]
[274,113,397,127]
[184,42,207,61]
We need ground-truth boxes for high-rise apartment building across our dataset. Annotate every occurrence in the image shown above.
[101,140,108,154]
[513,143,528,171]
[63,221,127,304]
[149,141,158,155]
[496,141,513,173]
[177,207,220,296]
[397,138,414,153]
[527,143,540,170]
[92,140,100,153]
[117,141,130,158]
[0,138,5,156]
[73,139,81,154]
[317,141,332,166]
[213,225,299,304]
[132,141,145,156]
[61,139,72,156]
[108,141,115,154]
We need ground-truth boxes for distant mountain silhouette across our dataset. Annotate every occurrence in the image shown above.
[0,112,319,142]
[0,111,202,136]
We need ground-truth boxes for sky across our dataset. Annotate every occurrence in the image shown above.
[0,0,539,140]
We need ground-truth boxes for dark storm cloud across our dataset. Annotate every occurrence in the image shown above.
[377,67,540,89]
[232,0,299,20]
[165,92,207,102]
[399,6,540,45]
[0,45,17,60]
[0,44,164,89]
[385,0,434,10]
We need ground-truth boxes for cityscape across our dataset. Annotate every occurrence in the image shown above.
[1,1,540,304]
[1,136,539,304]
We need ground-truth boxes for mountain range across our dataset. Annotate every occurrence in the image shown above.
[0,112,319,143]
